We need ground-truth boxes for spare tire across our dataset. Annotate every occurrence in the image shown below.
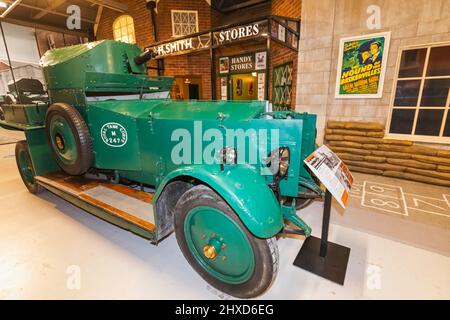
[45,103,93,175]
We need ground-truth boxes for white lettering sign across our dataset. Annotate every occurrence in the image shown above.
[218,23,260,44]
[155,38,194,57]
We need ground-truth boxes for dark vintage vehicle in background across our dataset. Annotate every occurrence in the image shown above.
[0,40,322,298]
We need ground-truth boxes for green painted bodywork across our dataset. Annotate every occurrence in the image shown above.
[40,40,173,118]
[2,103,48,126]
[0,40,320,243]
[155,164,283,238]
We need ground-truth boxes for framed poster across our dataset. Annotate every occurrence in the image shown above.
[277,24,286,42]
[257,73,265,101]
[219,57,229,74]
[335,32,391,99]
[255,51,267,70]
[220,77,227,100]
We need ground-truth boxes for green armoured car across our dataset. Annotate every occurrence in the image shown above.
[0,40,322,298]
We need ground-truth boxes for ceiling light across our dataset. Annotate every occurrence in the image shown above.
[0,2,8,9]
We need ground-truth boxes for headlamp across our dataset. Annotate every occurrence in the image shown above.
[267,147,290,178]
[220,147,237,166]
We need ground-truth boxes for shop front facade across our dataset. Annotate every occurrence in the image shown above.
[95,0,301,110]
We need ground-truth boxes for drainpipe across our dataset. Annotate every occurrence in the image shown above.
[146,0,163,76]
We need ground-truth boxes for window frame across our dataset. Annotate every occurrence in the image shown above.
[386,41,450,144]
[171,10,199,37]
[112,15,136,44]
[272,61,294,111]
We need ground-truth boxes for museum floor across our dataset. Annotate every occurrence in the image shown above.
[0,128,449,299]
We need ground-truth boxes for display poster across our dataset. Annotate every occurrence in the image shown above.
[255,52,267,70]
[335,32,391,98]
[304,145,353,208]
[257,73,265,101]
[220,77,228,100]
[277,24,286,42]
[219,57,229,74]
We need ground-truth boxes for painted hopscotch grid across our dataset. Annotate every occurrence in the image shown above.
[355,180,450,218]
[362,181,408,216]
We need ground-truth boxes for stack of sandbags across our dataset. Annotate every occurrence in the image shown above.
[325,121,450,187]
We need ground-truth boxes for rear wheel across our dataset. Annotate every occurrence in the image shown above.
[15,141,43,194]
[174,185,278,298]
[45,103,92,175]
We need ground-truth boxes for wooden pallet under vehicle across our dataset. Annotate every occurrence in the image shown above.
[35,171,158,241]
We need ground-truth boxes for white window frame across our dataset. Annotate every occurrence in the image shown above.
[171,10,199,37]
[386,41,450,144]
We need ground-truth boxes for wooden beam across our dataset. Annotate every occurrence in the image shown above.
[33,0,66,20]
[1,0,22,18]
[19,3,95,24]
[86,0,127,13]
[1,17,91,37]
[93,5,103,36]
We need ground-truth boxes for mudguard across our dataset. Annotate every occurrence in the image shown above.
[154,164,284,238]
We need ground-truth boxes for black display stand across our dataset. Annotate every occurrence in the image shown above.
[293,190,350,285]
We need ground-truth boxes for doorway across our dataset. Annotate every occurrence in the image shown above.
[173,76,202,100]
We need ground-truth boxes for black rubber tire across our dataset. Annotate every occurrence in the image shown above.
[174,185,279,299]
[15,141,43,194]
[45,103,93,176]
[295,198,314,210]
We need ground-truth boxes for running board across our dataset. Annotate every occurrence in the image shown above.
[35,171,158,242]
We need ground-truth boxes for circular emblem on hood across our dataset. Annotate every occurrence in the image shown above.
[101,122,128,147]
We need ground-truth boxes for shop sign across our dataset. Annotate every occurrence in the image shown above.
[219,52,266,75]
[145,33,211,58]
[213,20,268,46]
[335,32,391,99]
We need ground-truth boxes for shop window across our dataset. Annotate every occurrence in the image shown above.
[387,44,450,143]
[113,15,136,44]
[273,62,293,111]
[171,10,198,37]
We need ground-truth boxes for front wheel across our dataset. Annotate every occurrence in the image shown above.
[15,141,43,194]
[174,185,278,298]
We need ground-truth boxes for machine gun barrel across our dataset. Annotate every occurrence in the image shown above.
[134,50,156,65]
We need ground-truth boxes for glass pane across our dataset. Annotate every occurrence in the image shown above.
[389,109,415,134]
[427,45,450,76]
[394,80,421,106]
[420,79,450,106]
[398,48,427,78]
[444,113,450,137]
[414,109,444,136]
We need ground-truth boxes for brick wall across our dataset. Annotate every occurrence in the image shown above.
[96,0,154,48]
[96,0,212,99]
[95,0,303,103]
[155,0,212,99]
[272,0,302,18]
[156,0,211,41]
